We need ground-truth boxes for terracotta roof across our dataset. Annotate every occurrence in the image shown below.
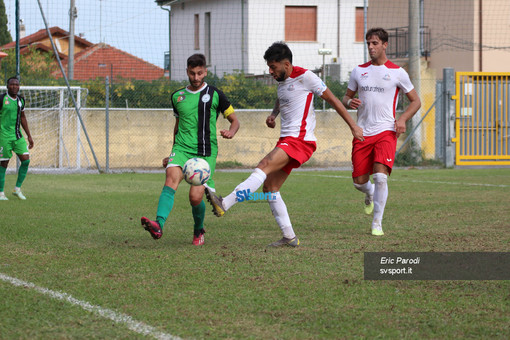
[54,42,165,81]
[75,43,162,70]
[0,26,93,50]
[1,26,165,81]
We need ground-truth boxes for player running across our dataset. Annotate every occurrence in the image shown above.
[342,27,421,236]
[0,77,34,201]
[205,42,363,247]
[141,54,239,246]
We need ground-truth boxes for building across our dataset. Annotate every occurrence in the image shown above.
[156,0,366,81]
[0,26,165,81]
[157,0,510,81]
[367,0,510,78]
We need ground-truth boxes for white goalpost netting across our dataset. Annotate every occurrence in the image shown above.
[3,86,93,172]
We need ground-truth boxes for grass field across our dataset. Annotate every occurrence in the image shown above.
[0,168,509,339]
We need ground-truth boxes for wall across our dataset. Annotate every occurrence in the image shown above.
[18,109,360,170]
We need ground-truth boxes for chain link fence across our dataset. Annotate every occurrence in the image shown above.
[11,73,441,172]
[5,0,509,172]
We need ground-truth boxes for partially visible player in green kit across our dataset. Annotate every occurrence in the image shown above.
[141,54,240,246]
[0,77,34,201]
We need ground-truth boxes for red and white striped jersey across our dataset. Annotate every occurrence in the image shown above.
[347,60,414,137]
[277,66,327,141]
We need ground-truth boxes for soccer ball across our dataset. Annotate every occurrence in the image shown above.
[183,157,211,186]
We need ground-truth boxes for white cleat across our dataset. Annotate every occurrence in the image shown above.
[364,196,374,215]
[364,194,374,215]
[0,192,8,201]
[12,188,26,200]
[371,220,384,236]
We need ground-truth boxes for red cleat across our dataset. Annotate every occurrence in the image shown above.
[192,229,206,246]
[141,217,162,239]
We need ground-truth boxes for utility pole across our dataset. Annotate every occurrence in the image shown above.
[318,46,332,111]
[68,0,77,79]
[15,0,19,78]
[408,0,421,148]
[160,6,171,79]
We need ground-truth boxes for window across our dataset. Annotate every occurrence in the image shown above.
[205,12,211,63]
[355,7,365,42]
[285,6,317,42]
[194,14,199,50]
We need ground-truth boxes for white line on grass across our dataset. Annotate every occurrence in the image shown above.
[0,273,182,340]
[296,173,510,188]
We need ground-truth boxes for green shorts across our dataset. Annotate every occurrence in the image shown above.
[167,147,217,189]
[0,138,29,161]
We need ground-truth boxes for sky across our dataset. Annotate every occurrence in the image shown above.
[4,0,170,68]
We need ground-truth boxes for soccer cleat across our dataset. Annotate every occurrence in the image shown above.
[204,187,225,217]
[192,229,206,246]
[371,220,384,236]
[267,237,300,248]
[12,188,26,200]
[0,192,8,201]
[364,194,374,215]
[141,217,162,239]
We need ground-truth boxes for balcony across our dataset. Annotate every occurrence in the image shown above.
[386,26,431,59]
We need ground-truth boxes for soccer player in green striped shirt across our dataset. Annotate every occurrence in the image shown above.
[0,77,34,201]
[141,54,239,246]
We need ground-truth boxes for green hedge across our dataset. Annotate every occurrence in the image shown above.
[2,51,351,109]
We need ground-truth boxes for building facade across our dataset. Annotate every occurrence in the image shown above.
[158,0,365,81]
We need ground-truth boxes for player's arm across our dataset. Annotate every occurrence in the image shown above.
[266,98,279,128]
[216,89,239,139]
[321,88,364,141]
[342,88,362,110]
[395,89,421,138]
[20,109,34,149]
[220,107,239,139]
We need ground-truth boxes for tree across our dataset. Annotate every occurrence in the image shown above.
[0,0,12,46]
[1,46,56,84]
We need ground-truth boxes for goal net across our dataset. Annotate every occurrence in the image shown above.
[2,86,93,173]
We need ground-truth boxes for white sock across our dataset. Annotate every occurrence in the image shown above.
[372,173,388,227]
[223,168,267,211]
[267,192,295,239]
[353,181,374,197]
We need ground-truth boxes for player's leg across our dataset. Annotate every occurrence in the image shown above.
[0,139,13,200]
[189,185,206,246]
[12,148,30,200]
[0,161,8,201]
[370,131,397,236]
[371,165,389,236]
[352,136,375,214]
[141,156,185,239]
[191,154,217,245]
[264,139,315,247]
[205,147,289,216]
[264,170,299,247]
[353,175,374,215]
[155,166,182,227]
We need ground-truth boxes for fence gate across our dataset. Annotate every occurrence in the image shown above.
[452,72,510,165]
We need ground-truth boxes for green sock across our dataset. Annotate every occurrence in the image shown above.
[0,166,6,192]
[192,200,206,234]
[156,186,175,229]
[16,159,30,188]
